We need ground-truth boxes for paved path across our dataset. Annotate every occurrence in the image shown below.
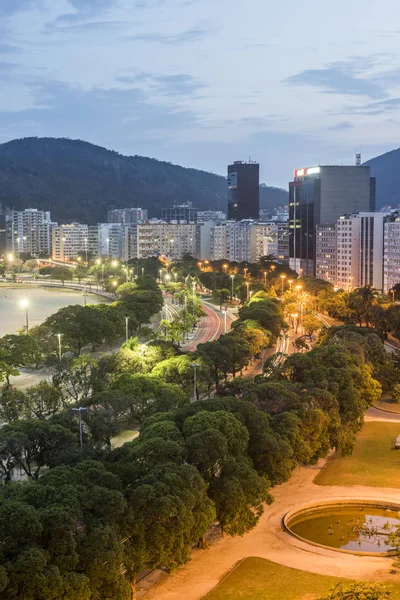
[142,460,400,600]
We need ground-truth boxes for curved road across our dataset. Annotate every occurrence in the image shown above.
[183,301,235,352]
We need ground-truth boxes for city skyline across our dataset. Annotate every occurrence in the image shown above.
[1,1,400,187]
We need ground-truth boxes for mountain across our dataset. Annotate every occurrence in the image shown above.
[0,137,288,224]
[364,148,400,209]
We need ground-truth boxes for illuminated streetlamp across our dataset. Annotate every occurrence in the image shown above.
[190,362,200,403]
[223,263,228,274]
[125,316,129,342]
[288,279,293,289]
[230,274,235,300]
[112,260,118,268]
[72,407,88,448]
[246,281,250,302]
[20,299,29,333]
[84,237,88,262]
[222,307,227,334]
[56,333,62,363]
[280,274,286,296]
[263,271,267,286]
[159,269,163,283]
[390,289,395,305]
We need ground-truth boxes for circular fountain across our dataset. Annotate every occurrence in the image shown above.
[284,500,400,556]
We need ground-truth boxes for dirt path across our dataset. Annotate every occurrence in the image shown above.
[142,459,400,600]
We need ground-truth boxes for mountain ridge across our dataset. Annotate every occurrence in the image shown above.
[0,137,288,224]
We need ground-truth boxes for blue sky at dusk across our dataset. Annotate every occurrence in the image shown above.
[1,0,400,187]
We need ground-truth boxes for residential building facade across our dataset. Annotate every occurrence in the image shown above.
[52,223,89,261]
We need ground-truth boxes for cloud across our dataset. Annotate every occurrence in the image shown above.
[116,73,204,96]
[284,54,396,100]
[328,121,354,130]
[336,97,400,116]
[127,27,209,44]
[0,79,200,147]
[0,0,36,16]
[0,43,20,53]
[285,67,386,99]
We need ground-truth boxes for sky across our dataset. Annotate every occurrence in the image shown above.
[1,0,400,188]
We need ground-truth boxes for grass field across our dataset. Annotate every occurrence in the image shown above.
[203,558,400,600]
[315,422,400,488]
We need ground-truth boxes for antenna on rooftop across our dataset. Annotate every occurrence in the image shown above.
[355,150,361,167]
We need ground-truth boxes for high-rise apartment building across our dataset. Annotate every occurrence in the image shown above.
[123,222,198,261]
[315,224,337,283]
[52,223,89,261]
[383,218,400,293]
[252,222,278,261]
[107,208,148,225]
[277,222,290,264]
[289,165,375,276]
[7,209,54,258]
[161,203,198,223]
[227,161,259,221]
[197,210,226,223]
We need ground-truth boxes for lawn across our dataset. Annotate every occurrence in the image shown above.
[315,422,400,488]
[203,557,400,600]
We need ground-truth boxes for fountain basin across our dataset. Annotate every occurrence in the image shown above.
[283,500,400,556]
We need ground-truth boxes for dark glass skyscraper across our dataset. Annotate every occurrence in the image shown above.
[289,165,375,276]
[227,161,259,220]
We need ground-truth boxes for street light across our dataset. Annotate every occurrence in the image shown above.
[390,289,395,305]
[260,333,268,374]
[246,281,250,302]
[222,307,227,334]
[84,237,88,263]
[112,260,118,268]
[223,263,228,274]
[291,313,299,333]
[263,271,267,286]
[56,333,62,363]
[72,407,88,448]
[106,238,110,258]
[230,274,235,300]
[125,316,129,342]
[20,299,29,333]
[159,268,163,283]
[280,274,286,296]
[190,363,200,402]
[288,279,293,290]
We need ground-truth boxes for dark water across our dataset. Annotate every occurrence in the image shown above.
[290,506,400,553]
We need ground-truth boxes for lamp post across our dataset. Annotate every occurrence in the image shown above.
[190,363,200,403]
[223,263,228,274]
[20,299,29,333]
[288,279,293,290]
[83,286,87,306]
[390,289,395,305]
[106,238,110,258]
[84,237,88,263]
[280,274,286,296]
[125,316,129,342]
[260,333,268,374]
[222,307,227,334]
[230,274,235,300]
[72,407,88,448]
[174,272,178,282]
[159,269,163,283]
[246,281,250,302]
[57,333,62,363]
[263,271,267,286]
[291,313,299,334]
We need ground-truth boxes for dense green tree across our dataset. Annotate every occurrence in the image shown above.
[0,334,41,384]
[318,582,390,600]
[0,420,78,482]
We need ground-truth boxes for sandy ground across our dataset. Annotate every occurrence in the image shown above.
[141,452,400,600]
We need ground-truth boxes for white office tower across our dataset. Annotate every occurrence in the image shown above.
[383,217,400,293]
[107,208,148,225]
[52,223,89,261]
[336,212,390,291]
[7,209,54,257]
[123,221,198,261]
